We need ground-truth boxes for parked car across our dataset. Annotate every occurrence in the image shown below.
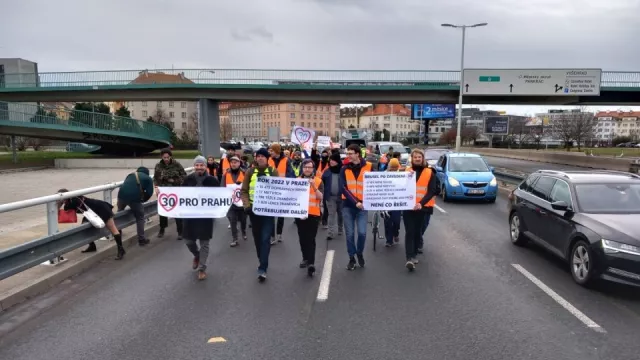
[507,169,640,287]
[434,152,497,202]
[424,149,451,167]
[369,141,409,165]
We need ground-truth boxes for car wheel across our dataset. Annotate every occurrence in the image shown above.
[509,212,527,246]
[570,240,596,287]
[441,186,450,202]
[487,197,496,203]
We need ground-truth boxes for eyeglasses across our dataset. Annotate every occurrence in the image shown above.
[346,152,356,156]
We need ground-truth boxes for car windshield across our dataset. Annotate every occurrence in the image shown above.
[448,157,489,172]
[379,144,407,154]
[424,150,445,160]
[575,183,640,214]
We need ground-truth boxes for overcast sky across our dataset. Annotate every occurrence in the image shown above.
[2,0,639,115]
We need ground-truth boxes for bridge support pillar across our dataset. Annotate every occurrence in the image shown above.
[10,135,17,164]
[198,99,221,158]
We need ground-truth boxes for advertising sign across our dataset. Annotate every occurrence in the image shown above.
[411,104,456,120]
[484,116,509,135]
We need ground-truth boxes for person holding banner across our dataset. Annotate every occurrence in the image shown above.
[222,156,247,247]
[241,148,279,282]
[340,144,373,271]
[382,158,402,247]
[181,156,221,281]
[296,159,324,276]
[403,149,437,272]
[267,143,295,244]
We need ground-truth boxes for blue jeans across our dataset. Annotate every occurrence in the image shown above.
[342,206,368,257]
[384,211,401,245]
[249,213,275,273]
[419,213,432,249]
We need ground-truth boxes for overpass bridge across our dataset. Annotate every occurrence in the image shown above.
[0,101,172,155]
[0,69,639,105]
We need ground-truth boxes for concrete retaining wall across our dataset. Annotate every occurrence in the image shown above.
[55,158,193,169]
[463,147,634,172]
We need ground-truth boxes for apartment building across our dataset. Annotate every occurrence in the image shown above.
[595,111,640,141]
[426,108,502,144]
[262,103,340,140]
[229,103,262,141]
[339,106,368,128]
[359,104,418,140]
[219,102,231,126]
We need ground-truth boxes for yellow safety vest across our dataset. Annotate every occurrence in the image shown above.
[249,167,273,203]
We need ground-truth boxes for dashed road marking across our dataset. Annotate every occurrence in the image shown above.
[316,250,335,302]
[511,264,606,334]
[207,337,227,343]
[434,204,447,213]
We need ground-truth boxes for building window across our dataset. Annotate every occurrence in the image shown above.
[181,102,187,108]
[182,122,187,129]
[290,113,295,119]
[313,122,317,127]
[157,101,162,107]
[314,106,317,111]
[142,110,148,117]
[142,101,147,107]
[182,112,187,119]
[169,101,174,108]
[313,115,317,120]
[169,112,175,118]
[307,114,310,119]
[307,106,311,111]
[290,121,296,126]
[320,115,323,120]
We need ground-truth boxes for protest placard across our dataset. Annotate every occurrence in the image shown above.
[252,177,310,218]
[157,187,233,218]
[227,184,243,207]
[363,172,416,211]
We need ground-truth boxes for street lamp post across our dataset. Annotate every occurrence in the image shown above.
[441,22,487,152]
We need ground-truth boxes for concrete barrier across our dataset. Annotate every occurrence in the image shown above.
[55,158,193,169]
[463,147,634,172]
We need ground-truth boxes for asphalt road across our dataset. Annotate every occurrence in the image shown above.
[1,199,639,359]
[483,155,587,174]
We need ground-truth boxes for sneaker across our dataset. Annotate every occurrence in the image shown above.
[326,235,333,240]
[242,233,247,240]
[198,270,207,281]
[192,256,200,270]
[357,254,365,268]
[177,234,183,241]
[337,230,343,236]
[270,237,277,245]
[230,240,239,247]
[277,234,283,243]
[323,225,328,229]
[299,260,308,268]
[307,264,316,277]
[258,271,267,282]
[412,258,419,264]
[417,247,424,254]
[346,257,357,271]
[405,260,415,271]
[385,243,393,247]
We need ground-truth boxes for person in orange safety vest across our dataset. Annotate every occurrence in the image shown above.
[295,159,324,277]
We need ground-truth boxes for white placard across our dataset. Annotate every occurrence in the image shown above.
[291,126,315,146]
[227,184,243,207]
[157,187,233,218]
[252,176,310,218]
[363,172,416,211]
[317,135,331,148]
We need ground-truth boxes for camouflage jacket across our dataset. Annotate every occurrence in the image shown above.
[153,159,187,186]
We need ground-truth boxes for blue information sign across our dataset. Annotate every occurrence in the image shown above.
[411,104,456,120]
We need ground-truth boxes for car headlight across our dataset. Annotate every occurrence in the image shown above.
[448,177,460,187]
[490,177,497,186]
[602,239,640,256]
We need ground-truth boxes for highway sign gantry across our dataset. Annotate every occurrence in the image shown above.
[462,69,602,96]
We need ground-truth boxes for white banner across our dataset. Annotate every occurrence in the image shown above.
[316,135,331,148]
[157,187,233,218]
[291,126,315,146]
[227,184,243,207]
[252,176,310,218]
[363,172,416,211]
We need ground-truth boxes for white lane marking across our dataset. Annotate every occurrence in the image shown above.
[316,250,335,302]
[434,204,447,213]
[511,264,606,333]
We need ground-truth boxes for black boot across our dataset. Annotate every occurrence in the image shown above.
[81,242,97,253]
[157,228,165,238]
[114,234,125,260]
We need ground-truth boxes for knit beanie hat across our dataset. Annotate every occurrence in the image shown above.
[194,155,206,165]
[330,153,341,163]
[388,158,400,170]
[255,148,270,159]
[269,143,282,154]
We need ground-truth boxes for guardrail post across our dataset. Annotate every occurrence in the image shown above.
[101,189,114,241]
[44,201,65,265]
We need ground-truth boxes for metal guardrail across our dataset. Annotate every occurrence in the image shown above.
[494,170,525,185]
[0,166,194,280]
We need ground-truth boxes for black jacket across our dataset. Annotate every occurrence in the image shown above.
[181,173,220,241]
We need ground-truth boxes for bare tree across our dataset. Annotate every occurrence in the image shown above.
[550,108,597,151]
[572,110,598,151]
[220,119,233,141]
[508,117,531,148]
[187,111,199,138]
[461,126,482,144]
[152,108,171,124]
[28,138,52,151]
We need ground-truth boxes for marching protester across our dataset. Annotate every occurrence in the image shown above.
[340,144,373,270]
[291,151,303,177]
[296,159,324,276]
[117,166,154,246]
[57,189,126,260]
[314,148,331,228]
[222,155,248,247]
[321,152,344,240]
[182,156,220,281]
[403,149,437,271]
[382,159,402,247]
[154,148,187,239]
[220,145,239,174]
[241,148,279,282]
[267,143,295,244]
[206,156,220,179]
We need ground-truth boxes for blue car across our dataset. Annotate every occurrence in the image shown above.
[434,153,498,203]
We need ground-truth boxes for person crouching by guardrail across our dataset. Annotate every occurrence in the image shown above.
[154,148,187,240]
[56,189,126,260]
[222,155,247,247]
[382,158,402,247]
[117,166,154,246]
[182,156,220,281]
[296,159,324,276]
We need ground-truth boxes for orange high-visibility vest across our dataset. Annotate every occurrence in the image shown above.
[317,161,328,174]
[307,177,322,216]
[341,162,372,201]
[221,157,231,173]
[207,166,217,177]
[407,166,436,208]
[268,156,288,177]
[225,169,245,185]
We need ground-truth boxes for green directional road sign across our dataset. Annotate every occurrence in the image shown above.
[479,76,501,82]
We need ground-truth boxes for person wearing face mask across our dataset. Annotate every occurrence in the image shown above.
[295,159,324,276]
[321,153,344,240]
[222,156,247,247]
[403,149,437,271]
[182,156,220,281]
[291,151,303,177]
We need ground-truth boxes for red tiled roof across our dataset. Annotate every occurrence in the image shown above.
[595,111,640,118]
[361,104,410,117]
[130,71,194,85]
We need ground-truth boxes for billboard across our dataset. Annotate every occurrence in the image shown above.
[411,104,455,120]
[484,116,509,135]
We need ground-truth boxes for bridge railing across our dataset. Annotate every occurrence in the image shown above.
[0,69,639,88]
[0,167,194,281]
[0,101,173,142]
